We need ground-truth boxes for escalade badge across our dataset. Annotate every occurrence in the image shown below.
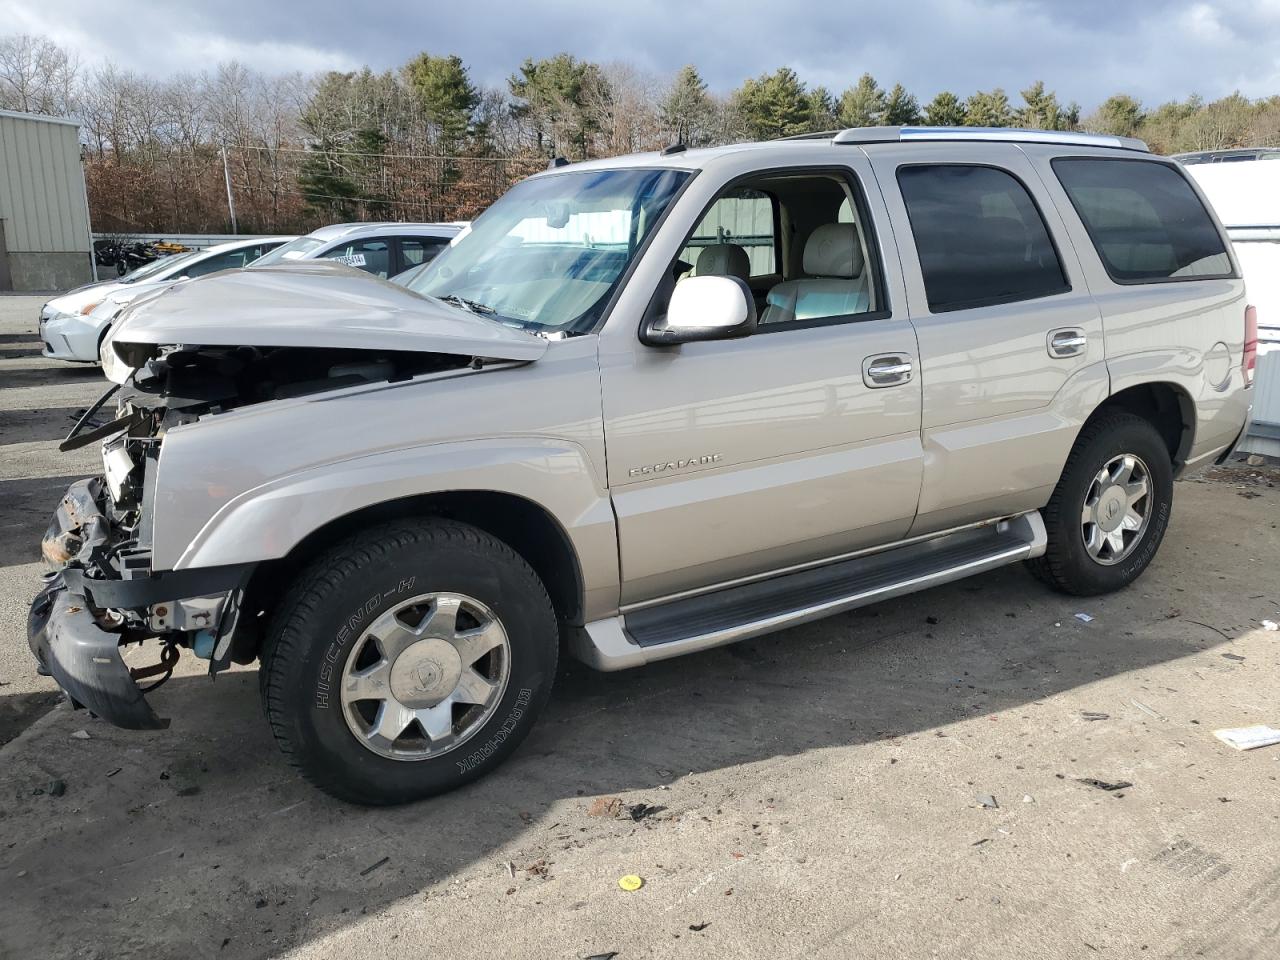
[628,454,722,478]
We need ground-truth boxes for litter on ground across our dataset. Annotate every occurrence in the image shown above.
[1075,613,1095,623]
[618,874,644,892]
[1213,725,1280,751]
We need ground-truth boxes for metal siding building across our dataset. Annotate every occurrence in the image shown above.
[0,109,94,291]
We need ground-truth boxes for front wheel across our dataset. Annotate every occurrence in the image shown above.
[261,518,559,805]
[1027,412,1174,596]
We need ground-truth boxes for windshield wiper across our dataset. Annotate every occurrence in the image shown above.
[437,294,496,315]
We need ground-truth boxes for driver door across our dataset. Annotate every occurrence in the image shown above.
[598,160,925,605]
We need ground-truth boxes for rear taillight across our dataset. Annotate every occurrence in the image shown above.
[1244,304,1258,386]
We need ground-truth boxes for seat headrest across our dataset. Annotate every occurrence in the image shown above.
[803,223,863,279]
[695,243,751,283]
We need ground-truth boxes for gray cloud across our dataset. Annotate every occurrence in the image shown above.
[3,0,1278,109]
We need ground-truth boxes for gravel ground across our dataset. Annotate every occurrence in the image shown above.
[2,294,1279,960]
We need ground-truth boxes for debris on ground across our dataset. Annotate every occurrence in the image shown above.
[1213,725,1280,751]
[505,861,515,879]
[1074,613,1095,623]
[359,856,390,877]
[68,729,90,740]
[1023,795,1034,803]
[625,802,665,822]
[1077,778,1132,792]
[926,615,940,625]
[618,874,644,892]
[1262,620,1278,632]
[1081,711,1110,721]
[976,794,998,809]
[47,779,66,797]
[583,953,619,960]
[1222,653,1247,662]
[587,796,623,818]
[689,922,711,932]
[525,859,551,879]
[1131,699,1166,721]
[518,810,533,824]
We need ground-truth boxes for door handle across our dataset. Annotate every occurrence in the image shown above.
[863,354,913,388]
[1048,327,1087,358]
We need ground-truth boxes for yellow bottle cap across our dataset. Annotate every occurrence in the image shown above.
[618,874,644,891]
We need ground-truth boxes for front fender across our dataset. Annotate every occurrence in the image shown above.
[170,438,620,620]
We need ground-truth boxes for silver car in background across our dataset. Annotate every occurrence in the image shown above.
[38,236,293,363]
[253,222,465,279]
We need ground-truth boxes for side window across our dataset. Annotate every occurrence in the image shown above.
[183,248,253,278]
[400,237,450,269]
[897,165,1069,313]
[680,188,777,278]
[321,239,392,278]
[667,172,883,330]
[1052,158,1233,283]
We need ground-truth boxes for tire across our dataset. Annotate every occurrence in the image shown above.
[260,518,559,805]
[1027,412,1173,596]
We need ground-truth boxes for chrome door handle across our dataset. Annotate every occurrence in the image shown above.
[1048,328,1087,358]
[863,354,913,387]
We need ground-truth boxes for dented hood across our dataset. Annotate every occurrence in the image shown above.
[107,261,548,362]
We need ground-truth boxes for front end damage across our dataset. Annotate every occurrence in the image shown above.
[28,340,478,728]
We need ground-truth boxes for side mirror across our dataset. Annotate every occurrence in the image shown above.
[642,275,757,346]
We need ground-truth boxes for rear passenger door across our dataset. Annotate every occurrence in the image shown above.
[869,143,1108,535]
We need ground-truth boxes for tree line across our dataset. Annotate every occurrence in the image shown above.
[2,33,1278,234]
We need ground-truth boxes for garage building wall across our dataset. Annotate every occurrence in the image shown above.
[0,109,94,291]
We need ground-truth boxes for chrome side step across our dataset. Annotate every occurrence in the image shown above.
[574,512,1046,671]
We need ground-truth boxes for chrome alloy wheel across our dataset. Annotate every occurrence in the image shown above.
[1080,454,1151,566]
[340,593,510,760]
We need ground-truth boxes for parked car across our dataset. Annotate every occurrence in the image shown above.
[31,127,1253,805]
[251,222,464,279]
[38,237,294,363]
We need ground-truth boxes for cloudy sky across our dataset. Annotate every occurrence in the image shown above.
[3,0,1279,109]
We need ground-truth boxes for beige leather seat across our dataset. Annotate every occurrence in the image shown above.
[761,223,869,324]
[694,243,751,284]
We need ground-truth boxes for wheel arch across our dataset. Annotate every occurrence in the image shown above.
[238,490,587,662]
[1089,380,1195,469]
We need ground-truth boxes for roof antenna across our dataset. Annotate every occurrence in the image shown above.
[660,142,688,156]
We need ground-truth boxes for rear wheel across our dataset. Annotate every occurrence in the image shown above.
[261,518,558,805]
[1028,412,1173,596]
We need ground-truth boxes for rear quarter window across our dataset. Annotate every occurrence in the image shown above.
[1052,158,1233,283]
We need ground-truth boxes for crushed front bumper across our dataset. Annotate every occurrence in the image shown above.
[27,573,169,730]
[28,478,253,730]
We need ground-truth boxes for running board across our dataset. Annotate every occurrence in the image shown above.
[574,512,1046,671]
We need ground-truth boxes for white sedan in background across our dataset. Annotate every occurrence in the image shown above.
[39,236,293,363]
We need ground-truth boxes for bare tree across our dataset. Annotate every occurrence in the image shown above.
[0,34,78,115]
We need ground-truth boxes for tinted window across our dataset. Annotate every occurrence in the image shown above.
[1053,158,1232,283]
[898,165,1068,312]
[321,238,392,278]
[680,188,777,277]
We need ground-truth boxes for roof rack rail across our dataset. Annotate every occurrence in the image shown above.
[831,125,1149,152]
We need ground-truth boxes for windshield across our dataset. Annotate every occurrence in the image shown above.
[407,167,689,333]
[252,236,326,266]
[122,252,197,283]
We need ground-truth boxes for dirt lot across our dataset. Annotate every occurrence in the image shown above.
[2,294,1279,960]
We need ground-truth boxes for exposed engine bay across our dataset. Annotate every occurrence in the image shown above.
[33,344,489,724]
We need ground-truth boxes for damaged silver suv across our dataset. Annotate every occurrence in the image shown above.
[29,127,1255,804]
